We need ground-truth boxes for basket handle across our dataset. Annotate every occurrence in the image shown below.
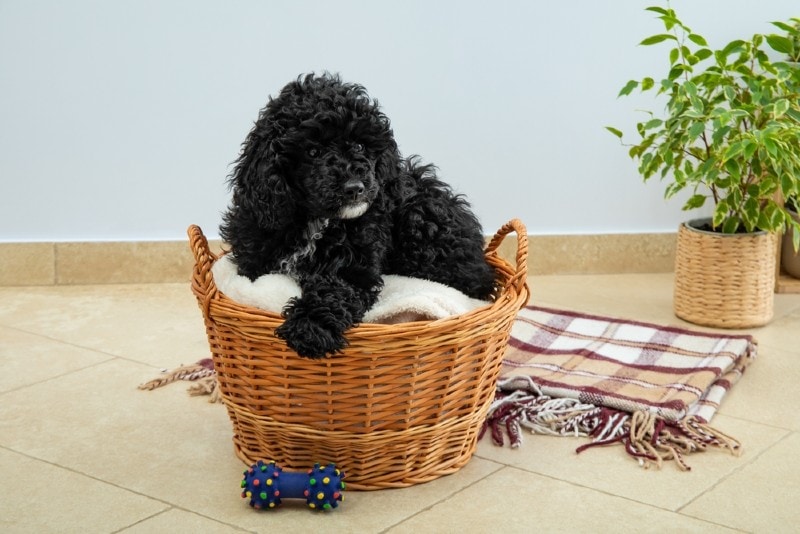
[485,218,528,294]
[187,225,219,316]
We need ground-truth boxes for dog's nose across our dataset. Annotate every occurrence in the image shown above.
[344,178,365,200]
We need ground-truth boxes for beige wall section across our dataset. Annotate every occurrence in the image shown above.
[1,234,675,286]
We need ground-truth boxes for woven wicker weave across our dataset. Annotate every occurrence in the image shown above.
[674,219,777,329]
[188,219,529,490]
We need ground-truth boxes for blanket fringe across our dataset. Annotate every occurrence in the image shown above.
[138,359,221,403]
[483,376,742,470]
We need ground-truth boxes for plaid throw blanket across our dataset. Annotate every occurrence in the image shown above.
[481,305,756,470]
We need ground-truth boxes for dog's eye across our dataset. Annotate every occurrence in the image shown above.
[352,143,364,153]
[307,147,320,158]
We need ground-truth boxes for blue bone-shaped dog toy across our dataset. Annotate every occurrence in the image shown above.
[241,460,345,511]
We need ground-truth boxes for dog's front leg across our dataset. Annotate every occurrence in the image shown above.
[275,273,380,359]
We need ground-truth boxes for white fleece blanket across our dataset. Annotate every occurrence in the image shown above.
[211,254,489,324]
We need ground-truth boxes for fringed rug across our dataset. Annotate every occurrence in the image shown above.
[482,305,755,470]
[140,305,755,471]
[138,358,220,403]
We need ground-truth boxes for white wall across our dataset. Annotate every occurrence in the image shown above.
[1,0,796,242]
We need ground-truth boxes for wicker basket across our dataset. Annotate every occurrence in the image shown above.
[674,218,777,329]
[188,219,529,490]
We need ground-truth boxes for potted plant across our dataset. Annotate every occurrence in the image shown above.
[607,5,800,328]
[783,195,800,278]
[771,18,800,280]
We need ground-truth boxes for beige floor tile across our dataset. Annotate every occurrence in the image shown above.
[0,448,167,534]
[0,326,112,393]
[117,509,247,533]
[718,347,800,431]
[213,457,502,533]
[750,307,800,354]
[530,273,680,325]
[0,284,210,368]
[386,466,739,534]
[681,432,800,531]
[533,273,800,329]
[475,414,789,511]
[0,358,236,481]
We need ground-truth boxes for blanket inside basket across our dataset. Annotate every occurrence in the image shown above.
[481,305,755,470]
[211,253,489,324]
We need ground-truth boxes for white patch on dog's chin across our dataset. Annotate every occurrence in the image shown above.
[338,202,370,219]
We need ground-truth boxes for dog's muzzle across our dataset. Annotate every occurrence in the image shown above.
[339,201,370,219]
[338,177,371,219]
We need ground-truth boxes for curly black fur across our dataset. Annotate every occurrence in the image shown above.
[220,73,496,358]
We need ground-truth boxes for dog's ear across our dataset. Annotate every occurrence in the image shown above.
[229,134,297,231]
[375,140,402,182]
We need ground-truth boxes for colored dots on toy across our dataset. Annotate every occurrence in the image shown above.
[240,460,345,512]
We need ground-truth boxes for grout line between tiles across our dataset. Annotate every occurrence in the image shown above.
[109,507,176,534]
[715,411,796,433]
[108,507,256,534]
[0,444,256,534]
[377,460,506,534]
[675,430,797,517]
[500,465,749,533]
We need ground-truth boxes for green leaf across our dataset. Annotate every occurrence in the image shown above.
[764,137,778,155]
[695,48,713,61]
[668,64,691,80]
[690,95,704,113]
[771,21,797,33]
[712,125,732,145]
[723,86,737,103]
[793,223,800,252]
[640,34,678,46]
[759,177,778,196]
[781,174,794,196]
[766,34,793,54]
[786,108,800,123]
[774,98,790,118]
[669,47,680,65]
[642,118,663,131]
[684,194,707,210]
[721,39,746,57]
[713,200,728,228]
[723,141,746,161]
[641,77,655,91]
[605,126,624,139]
[743,141,758,161]
[688,122,705,139]
[725,159,742,179]
[722,216,741,234]
[645,6,670,15]
[618,80,639,97]
[688,33,708,46]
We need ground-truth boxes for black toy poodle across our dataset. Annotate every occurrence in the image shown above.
[220,73,496,358]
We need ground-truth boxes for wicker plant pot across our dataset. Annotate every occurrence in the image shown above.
[674,218,777,329]
[188,219,529,490]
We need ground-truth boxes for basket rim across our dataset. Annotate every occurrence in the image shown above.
[189,219,530,336]
[682,217,770,237]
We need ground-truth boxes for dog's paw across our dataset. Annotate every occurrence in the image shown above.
[275,316,347,359]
